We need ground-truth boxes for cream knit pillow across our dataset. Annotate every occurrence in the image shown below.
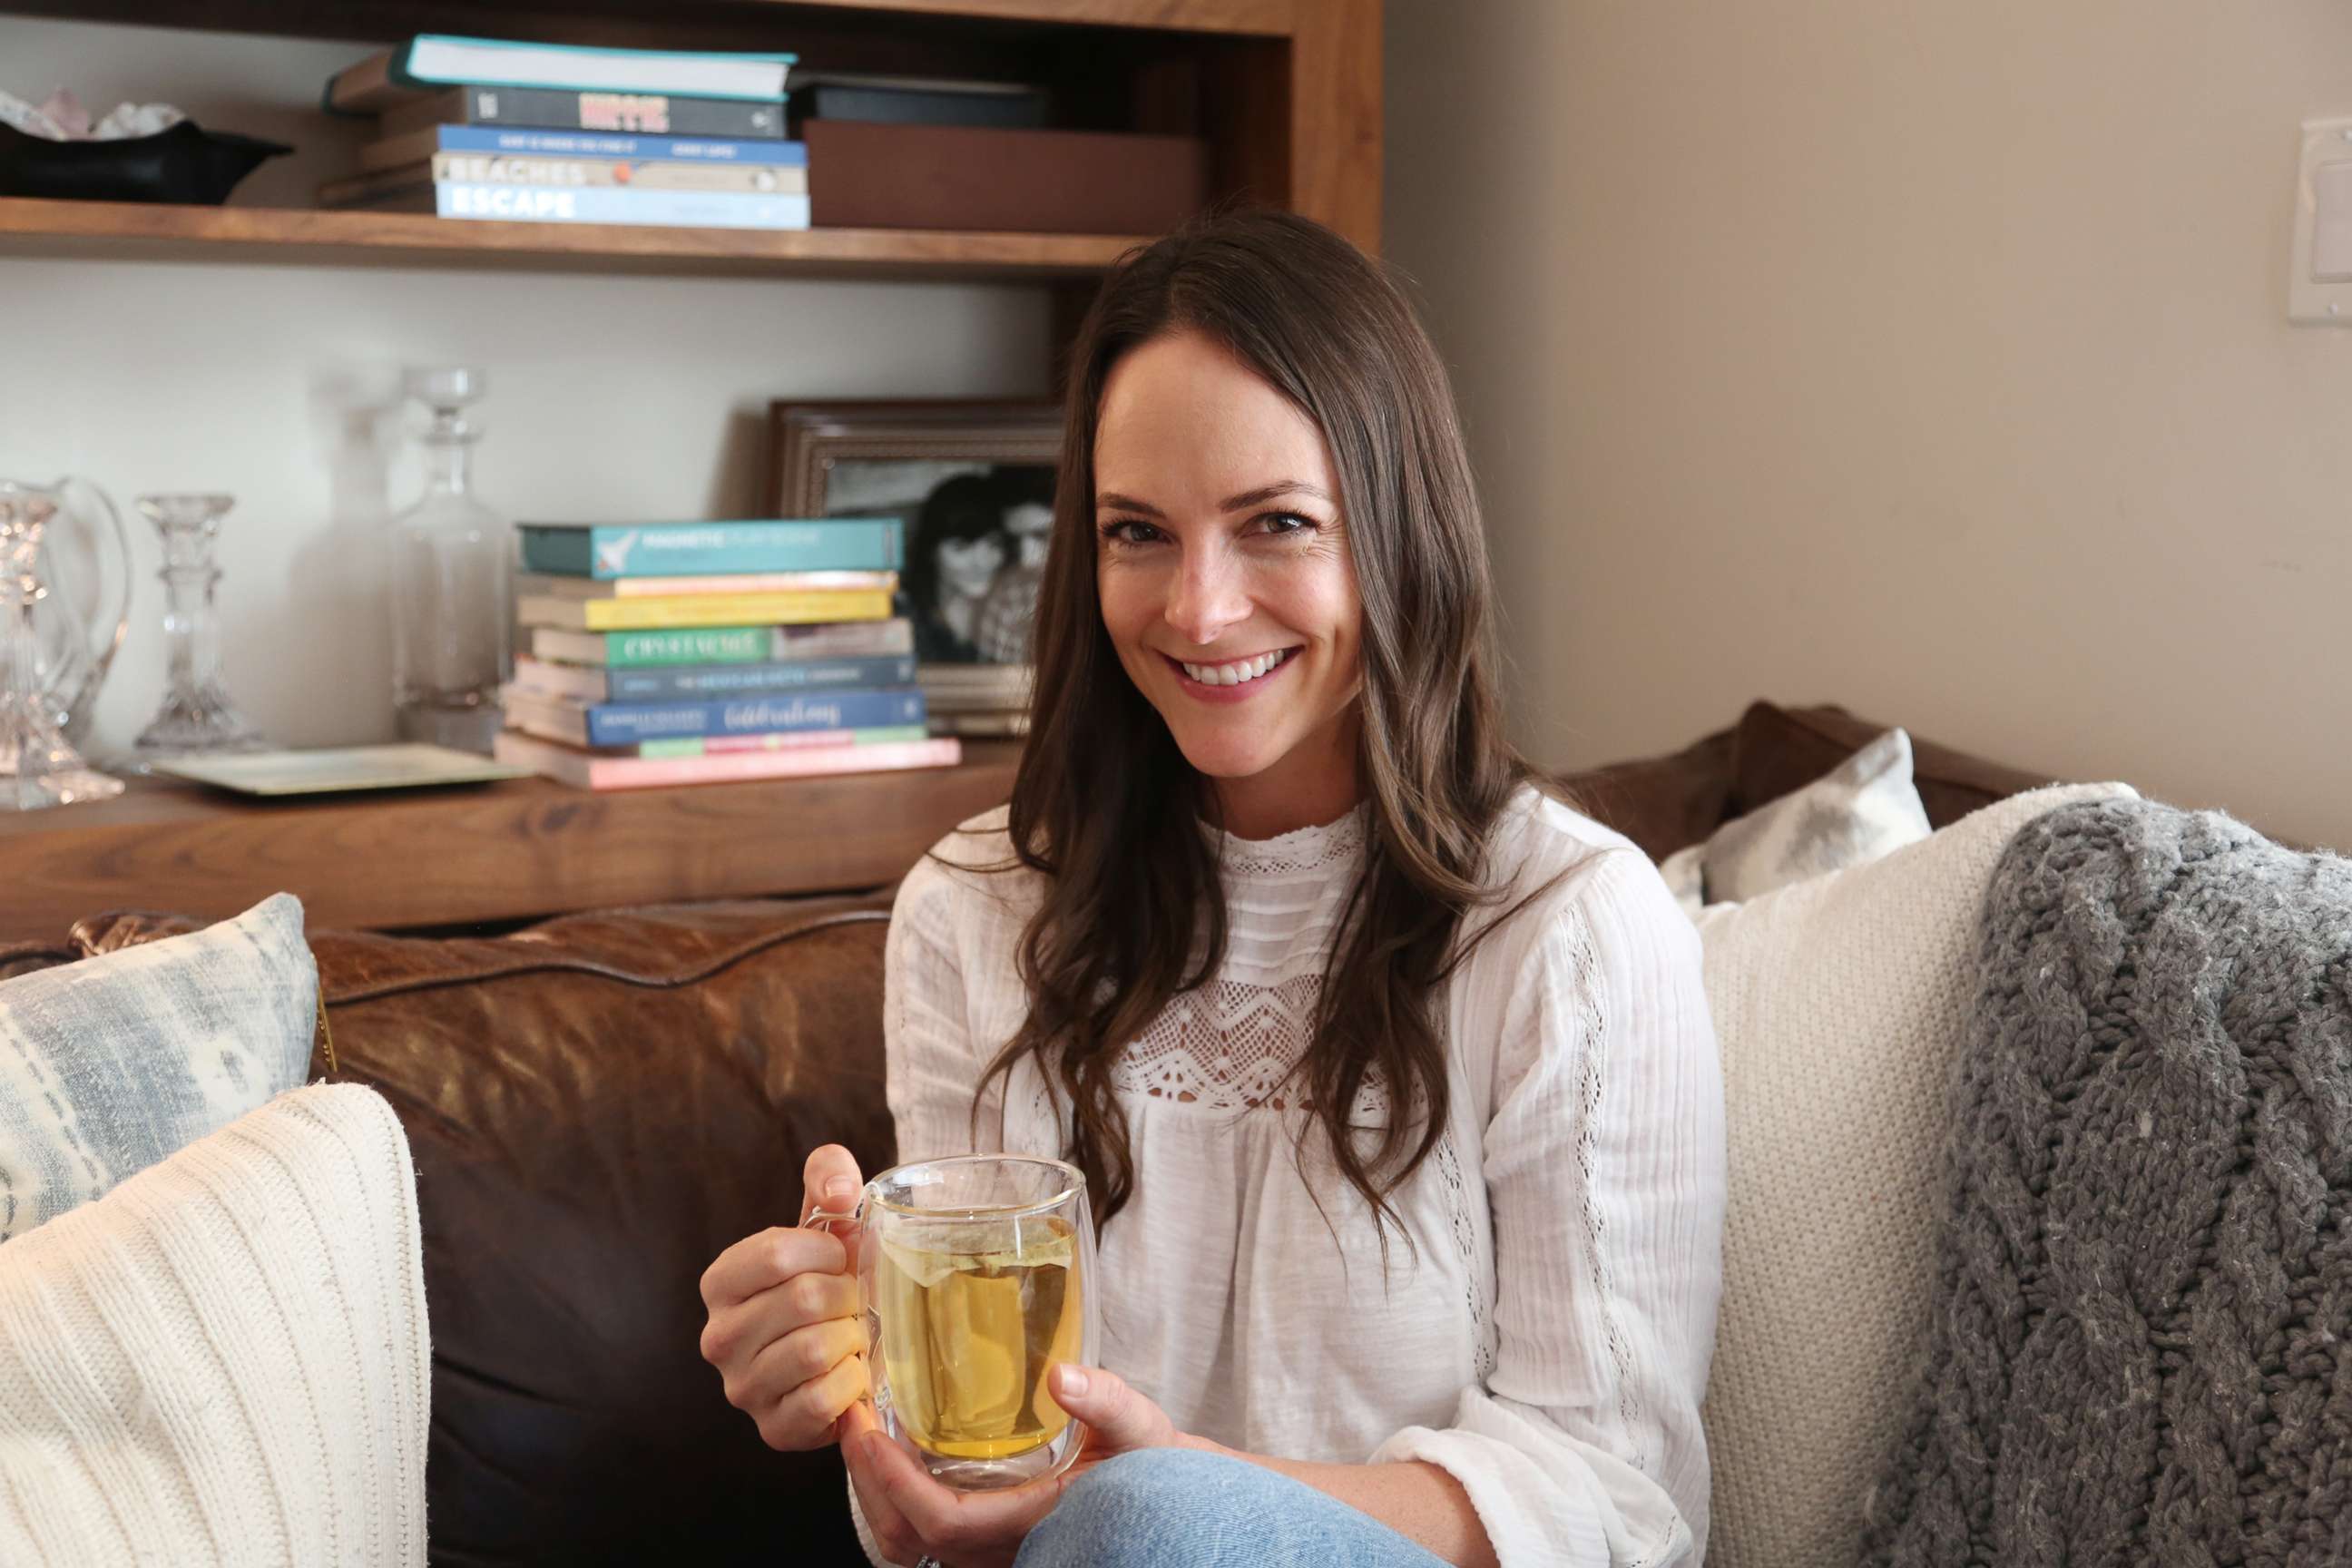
[0,1083,429,1568]
[1695,781,2132,1568]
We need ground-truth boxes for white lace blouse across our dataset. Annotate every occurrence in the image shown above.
[875,787,1727,1567]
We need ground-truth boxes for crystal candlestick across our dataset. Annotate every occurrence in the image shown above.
[132,493,268,760]
[0,495,124,808]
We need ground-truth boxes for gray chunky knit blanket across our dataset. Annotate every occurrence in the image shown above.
[1862,798,2352,1567]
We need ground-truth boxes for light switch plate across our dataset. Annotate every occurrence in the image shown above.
[2288,117,2352,323]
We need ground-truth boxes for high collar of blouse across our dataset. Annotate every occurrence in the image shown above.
[1206,802,1371,880]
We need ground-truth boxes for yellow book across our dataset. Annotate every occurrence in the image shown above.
[514,589,896,632]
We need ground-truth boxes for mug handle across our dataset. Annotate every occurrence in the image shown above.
[801,1201,861,1235]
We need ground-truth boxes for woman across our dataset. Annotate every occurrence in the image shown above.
[905,472,1012,663]
[700,210,1727,1568]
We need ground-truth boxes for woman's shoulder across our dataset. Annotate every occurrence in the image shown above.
[892,805,1039,938]
[1475,784,1687,949]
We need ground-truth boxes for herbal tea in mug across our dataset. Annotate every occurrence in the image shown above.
[808,1154,1097,1490]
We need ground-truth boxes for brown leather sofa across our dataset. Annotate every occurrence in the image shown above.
[5,701,2057,1567]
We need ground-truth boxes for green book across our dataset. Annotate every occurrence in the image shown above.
[528,619,914,668]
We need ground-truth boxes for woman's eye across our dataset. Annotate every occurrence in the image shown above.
[1254,512,1318,537]
[1100,518,1164,545]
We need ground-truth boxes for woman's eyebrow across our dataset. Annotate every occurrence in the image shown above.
[1094,482,1333,517]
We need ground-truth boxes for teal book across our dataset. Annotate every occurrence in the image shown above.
[517,518,904,579]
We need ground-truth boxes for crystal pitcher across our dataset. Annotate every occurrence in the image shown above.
[0,476,132,742]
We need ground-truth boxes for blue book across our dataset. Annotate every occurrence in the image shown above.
[518,519,903,579]
[430,124,807,164]
[436,181,808,228]
[566,687,926,747]
[604,656,916,701]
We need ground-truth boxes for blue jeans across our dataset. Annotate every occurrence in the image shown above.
[1014,1448,1451,1568]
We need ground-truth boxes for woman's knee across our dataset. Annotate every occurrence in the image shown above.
[1017,1448,1254,1566]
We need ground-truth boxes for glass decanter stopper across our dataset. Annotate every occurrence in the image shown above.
[132,493,268,760]
[0,494,124,808]
[389,366,510,755]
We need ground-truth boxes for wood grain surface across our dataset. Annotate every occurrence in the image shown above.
[0,742,1019,942]
[0,199,1143,279]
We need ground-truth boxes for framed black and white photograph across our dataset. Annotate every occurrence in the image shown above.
[765,399,1060,671]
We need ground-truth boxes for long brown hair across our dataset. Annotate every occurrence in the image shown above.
[984,208,1540,1235]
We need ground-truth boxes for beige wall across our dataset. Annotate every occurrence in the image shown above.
[1388,0,2352,851]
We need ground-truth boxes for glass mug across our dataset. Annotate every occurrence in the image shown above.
[807,1153,1099,1491]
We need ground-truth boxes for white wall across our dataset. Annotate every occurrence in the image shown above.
[1387,0,2352,850]
[0,17,1048,752]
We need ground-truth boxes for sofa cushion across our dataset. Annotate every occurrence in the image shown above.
[82,896,899,1566]
[0,892,316,1241]
[1691,781,2132,1568]
[0,1083,428,1567]
[1732,701,2057,828]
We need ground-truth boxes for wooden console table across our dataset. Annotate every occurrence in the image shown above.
[0,742,1018,944]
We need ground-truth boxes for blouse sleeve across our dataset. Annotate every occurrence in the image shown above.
[880,854,1000,1165]
[854,852,1013,1568]
[1370,848,1729,1567]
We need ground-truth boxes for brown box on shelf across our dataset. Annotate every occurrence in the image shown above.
[804,120,1207,234]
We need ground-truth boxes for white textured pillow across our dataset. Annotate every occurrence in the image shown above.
[1695,781,2133,1568]
[0,1083,429,1567]
[0,893,316,1241]
[1661,728,1934,914]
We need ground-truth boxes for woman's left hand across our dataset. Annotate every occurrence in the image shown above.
[847,1364,1200,1568]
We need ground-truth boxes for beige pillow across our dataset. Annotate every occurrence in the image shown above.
[1660,728,1933,915]
[0,1083,429,1568]
[1695,781,2132,1568]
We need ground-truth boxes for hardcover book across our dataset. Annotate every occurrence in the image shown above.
[630,724,928,759]
[360,123,808,172]
[503,685,926,747]
[377,85,786,141]
[518,518,903,579]
[429,182,812,228]
[494,729,963,792]
[511,652,917,702]
[514,587,894,632]
[321,154,806,205]
[527,619,916,667]
[328,35,795,114]
[513,569,893,601]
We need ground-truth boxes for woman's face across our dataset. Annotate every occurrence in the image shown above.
[1093,329,1362,789]
[936,532,1006,601]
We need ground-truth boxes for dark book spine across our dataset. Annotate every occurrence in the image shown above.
[458,86,786,140]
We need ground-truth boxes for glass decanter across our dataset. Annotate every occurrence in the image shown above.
[132,494,269,760]
[390,366,509,755]
[0,492,124,808]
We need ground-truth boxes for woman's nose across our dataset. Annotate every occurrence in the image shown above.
[1162,545,1250,646]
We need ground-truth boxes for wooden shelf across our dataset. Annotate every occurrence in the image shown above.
[0,741,1020,945]
[0,197,1146,279]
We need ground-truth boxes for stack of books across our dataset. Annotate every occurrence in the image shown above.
[495,518,961,791]
[318,34,808,230]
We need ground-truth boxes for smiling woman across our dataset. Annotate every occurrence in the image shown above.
[698,210,1728,1568]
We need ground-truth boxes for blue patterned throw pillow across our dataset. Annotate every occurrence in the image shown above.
[0,893,317,1242]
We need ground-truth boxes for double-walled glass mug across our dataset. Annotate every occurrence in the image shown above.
[806,1153,1098,1491]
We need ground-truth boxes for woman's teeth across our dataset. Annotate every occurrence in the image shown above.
[1181,649,1291,686]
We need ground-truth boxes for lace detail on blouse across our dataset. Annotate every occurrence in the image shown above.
[1210,806,1369,879]
[1563,891,1648,1472]
[1108,972,1323,1112]
[1436,1132,1500,1380]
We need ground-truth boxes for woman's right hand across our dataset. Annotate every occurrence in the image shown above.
[698,1142,870,1452]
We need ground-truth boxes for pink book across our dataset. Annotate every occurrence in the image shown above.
[494,730,963,791]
